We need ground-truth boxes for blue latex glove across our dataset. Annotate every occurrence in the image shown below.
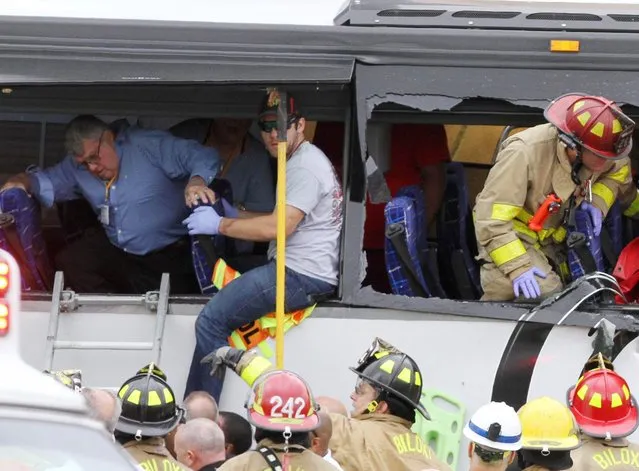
[182,206,222,235]
[512,267,547,299]
[220,198,238,219]
[580,201,603,237]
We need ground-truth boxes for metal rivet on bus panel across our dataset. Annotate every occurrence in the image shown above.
[374,19,380,23]
[561,23,567,27]
[468,21,474,25]
[1,88,12,95]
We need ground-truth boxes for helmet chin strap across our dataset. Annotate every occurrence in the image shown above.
[558,131,584,186]
[571,152,583,186]
[366,389,387,414]
[558,132,584,186]
[366,400,379,413]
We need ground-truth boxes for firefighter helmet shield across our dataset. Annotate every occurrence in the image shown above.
[245,370,319,432]
[350,346,429,419]
[545,93,635,159]
[568,368,638,439]
[463,402,523,452]
[115,366,182,438]
[136,362,168,381]
[518,397,580,452]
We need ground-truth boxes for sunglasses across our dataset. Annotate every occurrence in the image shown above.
[258,117,298,134]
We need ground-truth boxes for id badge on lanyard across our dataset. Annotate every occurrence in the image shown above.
[100,176,117,226]
[99,204,110,225]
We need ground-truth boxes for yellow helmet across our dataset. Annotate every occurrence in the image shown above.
[518,396,581,453]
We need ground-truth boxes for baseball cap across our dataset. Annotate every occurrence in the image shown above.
[258,90,302,120]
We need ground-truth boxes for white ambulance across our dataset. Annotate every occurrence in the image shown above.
[0,249,138,471]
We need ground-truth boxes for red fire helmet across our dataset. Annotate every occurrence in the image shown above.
[613,237,639,304]
[567,368,638,439]
[245,369,319,432]
[544,93,635,160]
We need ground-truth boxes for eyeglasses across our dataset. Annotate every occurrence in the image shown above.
[258,117,297,134]
[354,377,380,397]
[77,131,104,169]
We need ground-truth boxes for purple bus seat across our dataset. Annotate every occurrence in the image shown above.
[0,188,53,291]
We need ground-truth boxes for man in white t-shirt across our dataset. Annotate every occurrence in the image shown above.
[182,90,344,402]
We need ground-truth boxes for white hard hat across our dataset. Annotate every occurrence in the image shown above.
[463,401,522,452]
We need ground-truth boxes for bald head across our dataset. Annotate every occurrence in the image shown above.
[82,388,121,434]
[310,411,333,457]
[174,418,226,470]
[316,396,349,417]
[184,391,219,422]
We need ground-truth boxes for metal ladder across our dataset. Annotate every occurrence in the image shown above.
[44,271,171,372]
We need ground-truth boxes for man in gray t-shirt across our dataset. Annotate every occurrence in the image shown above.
[182,91,344,403]
[265,140,342,285]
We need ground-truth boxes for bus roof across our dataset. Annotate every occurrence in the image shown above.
[1,13,639,88]
[335,0,639,30]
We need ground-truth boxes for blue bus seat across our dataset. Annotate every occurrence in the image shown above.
[568,207,605,280]
[436,162,482,300]
[384,196,431,297]
[191,179,234,294]
[396,185,445,296]
[0,188,53,291]
[396,186,427,257]
[604,202,624,256]
[601,202,623,273]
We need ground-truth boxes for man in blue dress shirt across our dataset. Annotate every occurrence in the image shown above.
[1,115,220,294]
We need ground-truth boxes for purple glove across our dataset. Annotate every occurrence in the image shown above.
[182,206,222,235]
[220,198,239,219]
[580,201,603,237]
[512,267,547,299]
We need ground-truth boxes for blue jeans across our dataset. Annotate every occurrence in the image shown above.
[184,260,335,402]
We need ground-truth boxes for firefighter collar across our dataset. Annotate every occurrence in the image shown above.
[351,412,413,429]
[257,438,306,454]
[123,437,172,457]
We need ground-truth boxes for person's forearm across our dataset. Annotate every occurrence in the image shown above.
[4,173,33,193]
[236,209,271,219]
[219,215,276,241]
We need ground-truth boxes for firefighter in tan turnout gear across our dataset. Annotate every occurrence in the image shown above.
[114,364,190,471]
[566,358,639,471]
[218,369,337,470]
[204,338,451,471]
[474,93,639,301]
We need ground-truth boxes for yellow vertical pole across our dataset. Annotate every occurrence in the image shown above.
[275,89,287,369]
